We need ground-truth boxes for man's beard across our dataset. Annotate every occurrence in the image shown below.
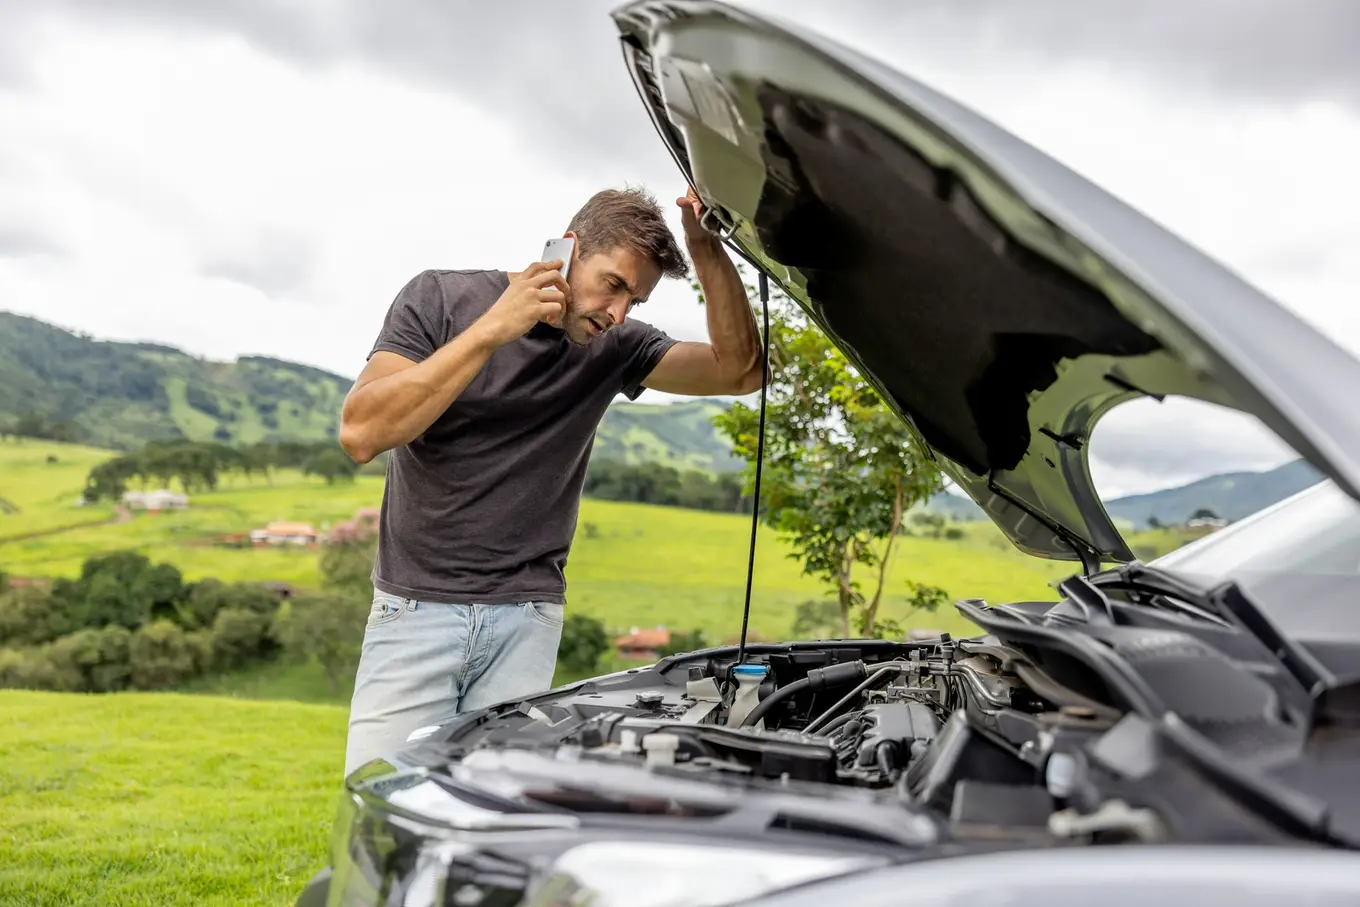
[562,302,607,346]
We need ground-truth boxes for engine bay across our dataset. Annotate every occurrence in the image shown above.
[416,624,1334,848]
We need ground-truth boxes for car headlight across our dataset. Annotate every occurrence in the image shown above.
[522,841,876,907]
[325,765,881,907]
[395,839,874,907]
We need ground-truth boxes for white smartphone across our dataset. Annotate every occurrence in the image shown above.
[541,237,575,280]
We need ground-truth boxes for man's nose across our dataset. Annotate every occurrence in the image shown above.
[608,297,629,326]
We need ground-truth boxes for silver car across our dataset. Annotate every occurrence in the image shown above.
[298,2,1360,904]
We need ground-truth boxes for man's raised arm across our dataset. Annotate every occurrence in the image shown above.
[339,262,568,463]
[642,190,765,397]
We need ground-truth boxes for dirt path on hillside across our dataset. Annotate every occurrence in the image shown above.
[0,504,132,545]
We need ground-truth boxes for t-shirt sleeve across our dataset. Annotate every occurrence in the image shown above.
[368,270,446,364]
[618,319,680,401]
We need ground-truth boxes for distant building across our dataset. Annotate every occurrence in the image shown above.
[122,489,188,511]
[616,625,671,660]
[250,521,319,546]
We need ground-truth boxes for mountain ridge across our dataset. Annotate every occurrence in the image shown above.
[0,311,737,471]
[5,312,1328,518]
[927,459,1325,528]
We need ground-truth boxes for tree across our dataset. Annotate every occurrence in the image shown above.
[1191,507,1219,521]
[209,607,274,669]
[1147,515,1163,530]
[0,585,73,647]
[319,533,378,600]
[556,614,610,675]
[304,448,359,485]
[128,620,195,689]
[712,271,943,637]
[271,594,369,693]
[910,512,946,539]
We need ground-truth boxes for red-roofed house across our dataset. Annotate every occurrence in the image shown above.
[615,626,671,660]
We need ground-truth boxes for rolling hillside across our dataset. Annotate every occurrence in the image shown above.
[1,312,740,472]
[593,398,741,473]
[1104,459,1323,528]
[925,460,1326,529]
[0,312,349,451]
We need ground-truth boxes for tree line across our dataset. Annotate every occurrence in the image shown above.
[83,438,361,502]
[583,458,751,513]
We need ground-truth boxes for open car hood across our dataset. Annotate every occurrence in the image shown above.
[611,0,1360,567]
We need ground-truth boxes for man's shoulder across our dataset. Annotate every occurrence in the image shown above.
[398,268,507,316]
[417,268,508,298]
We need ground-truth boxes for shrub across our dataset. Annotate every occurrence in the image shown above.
[186,629,217,674]
[0,647,60,690]
[129,620,195,689]
[211,607,274,669]
[944,527,965,540]
[0,585,73,647]
[179,579,279,629]
[271,594,368,693]
[87,626,133,692]
[556,614,609,675]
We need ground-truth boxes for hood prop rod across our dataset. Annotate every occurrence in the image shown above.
[737,272,771,666]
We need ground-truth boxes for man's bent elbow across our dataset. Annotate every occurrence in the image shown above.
[339,421,377,465]
[731,362,768,396]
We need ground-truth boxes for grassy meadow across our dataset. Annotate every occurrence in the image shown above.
[0,437,1200,905]
[0,438,1100,644]
[0,689,344,906]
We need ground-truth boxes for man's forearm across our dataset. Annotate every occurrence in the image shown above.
[690,238,762,383]
[340,322,499,463]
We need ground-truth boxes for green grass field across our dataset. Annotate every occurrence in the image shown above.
[0,440,1205,905]
[0,689,344,906]
[0,440,1095,641]
[0,439,117,541]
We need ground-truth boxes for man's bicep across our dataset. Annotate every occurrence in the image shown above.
[639,341,732,395]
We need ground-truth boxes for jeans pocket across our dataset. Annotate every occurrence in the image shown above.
[525,601,564,627]
[368,592,408,628]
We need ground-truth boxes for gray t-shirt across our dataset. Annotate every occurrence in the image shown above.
[365,268,677,605]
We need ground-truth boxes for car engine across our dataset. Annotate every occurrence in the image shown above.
[422,634,1181,843]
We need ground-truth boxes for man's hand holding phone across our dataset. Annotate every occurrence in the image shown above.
[477,260,569,347]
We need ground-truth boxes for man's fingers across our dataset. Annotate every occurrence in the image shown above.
[538,301,565,326]
[528,268,567,291]
[538,287,566,305]
[521,259,561,280]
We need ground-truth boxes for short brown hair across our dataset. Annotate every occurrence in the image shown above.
[566,186,689,281]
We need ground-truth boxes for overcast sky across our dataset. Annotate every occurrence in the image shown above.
[2,0,1356,498]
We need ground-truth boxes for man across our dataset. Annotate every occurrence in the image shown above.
[338,186,762,774]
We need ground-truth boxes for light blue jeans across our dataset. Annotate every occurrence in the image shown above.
[343,590,564,775]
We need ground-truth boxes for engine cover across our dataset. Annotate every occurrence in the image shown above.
[850,700,941,774]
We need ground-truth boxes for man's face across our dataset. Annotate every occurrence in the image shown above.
[560,237,662,346]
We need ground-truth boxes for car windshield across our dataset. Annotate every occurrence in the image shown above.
[1152,479,1360,579]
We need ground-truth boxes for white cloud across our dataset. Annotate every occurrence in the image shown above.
[2,5,1358,498]
[0,21,709,379]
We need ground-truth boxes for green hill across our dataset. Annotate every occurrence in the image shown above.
[1104,459,1323,529]
[0,312,349,451]
[594,398,741,473]
[1,312,741,471]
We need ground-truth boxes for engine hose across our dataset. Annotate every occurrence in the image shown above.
[814,711,857,738]
[739,660,869,728]
[740,677,811,728]
[802,663,907,735]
